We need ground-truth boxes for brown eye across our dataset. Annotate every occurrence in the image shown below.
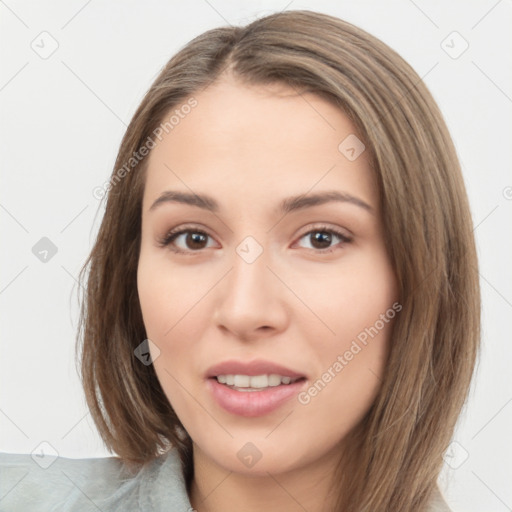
[297,227,352,253]
[159,228,216,253]
[310,231,333,249]
[182,231,209,250]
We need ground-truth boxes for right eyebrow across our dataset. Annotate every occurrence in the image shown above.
[149,191,219,213]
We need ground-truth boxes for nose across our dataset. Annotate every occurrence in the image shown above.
[213,246,289,342]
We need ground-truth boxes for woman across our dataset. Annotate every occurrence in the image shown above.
[0,9,479,511]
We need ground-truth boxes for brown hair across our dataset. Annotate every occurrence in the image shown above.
[76,10,480,511]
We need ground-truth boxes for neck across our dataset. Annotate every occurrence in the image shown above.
[188,444,343,512]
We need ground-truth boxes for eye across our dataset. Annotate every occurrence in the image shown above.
[157,226,217,254]
[157,224,352,255]
[295,226,352,253]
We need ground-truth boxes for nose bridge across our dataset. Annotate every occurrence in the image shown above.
[213,234,288,337]
[227,236,273,309]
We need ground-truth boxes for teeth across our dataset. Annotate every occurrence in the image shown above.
[267,374,281,386]
[234,375,250,387]
[215,374,300,388]
[249,375,269,388]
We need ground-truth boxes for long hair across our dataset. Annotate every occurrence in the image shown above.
[76,10,480,511]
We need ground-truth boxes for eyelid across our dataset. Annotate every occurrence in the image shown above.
[156,223,217,250]
[291,224,352,253]
[294,222,352,240]
[158,222,352,254]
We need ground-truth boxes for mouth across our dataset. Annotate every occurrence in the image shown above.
[205,360,308,417]
[213,373,305,391]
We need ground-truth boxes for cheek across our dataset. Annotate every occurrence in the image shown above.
[297,248,397,350]
[292,250,396,421]
[137,251,216,400]
[137,258,202,420]
[137,250,208,342]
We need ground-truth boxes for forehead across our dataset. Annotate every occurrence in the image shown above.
[143,76,377,213]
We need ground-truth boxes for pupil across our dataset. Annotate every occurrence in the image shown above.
[312,231,331,249]
[188,232,206,249]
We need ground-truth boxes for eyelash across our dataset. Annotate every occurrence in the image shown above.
[157,224,352,256]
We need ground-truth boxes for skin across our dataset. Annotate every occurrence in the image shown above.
[137,73,398,512]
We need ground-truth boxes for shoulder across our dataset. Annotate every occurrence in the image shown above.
[0,449,192,511]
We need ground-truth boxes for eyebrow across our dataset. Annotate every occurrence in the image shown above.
[148,190,373,214]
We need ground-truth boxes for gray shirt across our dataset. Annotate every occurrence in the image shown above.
[0,449,451,511]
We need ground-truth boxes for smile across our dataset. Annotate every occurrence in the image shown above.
[207,377,307,416]
[215,374,302,390]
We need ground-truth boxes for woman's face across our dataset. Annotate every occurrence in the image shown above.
[137,75,398,476]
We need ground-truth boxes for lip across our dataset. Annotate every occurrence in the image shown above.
[205,359,307,417]
[205,359,306,379]
[207,378,307,417]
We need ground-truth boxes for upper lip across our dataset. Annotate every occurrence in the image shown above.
[206,359,306,379]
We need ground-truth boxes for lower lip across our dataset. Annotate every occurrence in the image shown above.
[207,378,306,417]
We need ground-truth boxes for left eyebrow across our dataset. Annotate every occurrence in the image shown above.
[277,191,373,215]
[148,190,373,214]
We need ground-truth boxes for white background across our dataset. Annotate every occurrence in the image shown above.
[1,1,511,510]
